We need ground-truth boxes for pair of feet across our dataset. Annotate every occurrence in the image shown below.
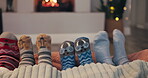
[60,37,94,70]
[94,29,129,66]
[18,34,52,66]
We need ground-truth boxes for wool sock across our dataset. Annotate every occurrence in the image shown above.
[60,41,75,70]
[75,37,93,65]
[94,31,114,65]
[18,35,35,66]
[36,34,52,65]
[38,48,52,65]
[0,32,20,70]
[113,29,129,65]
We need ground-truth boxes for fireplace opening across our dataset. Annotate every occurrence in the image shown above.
[35,0,74,12]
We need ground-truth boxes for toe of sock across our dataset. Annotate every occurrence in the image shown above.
[94,31,108,41]
[113,29,125,41]
[0,32,17,40]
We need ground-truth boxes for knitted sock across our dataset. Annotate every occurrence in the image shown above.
[18,35,35,66]
[0,32,20,70]
[94,31,114,65]
[60,41,75,70]
[75,37,93,65]
[38,48,52,65]
[36,34,52,65]
[113,29,129,65]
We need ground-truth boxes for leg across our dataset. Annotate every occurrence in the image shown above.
[75,37,93,65]
[0,32,20,70]
[18,35,35,66]
[93,31,114,65]
[113,29,129,65]
[36,34,52,65]
[60,41,75,70]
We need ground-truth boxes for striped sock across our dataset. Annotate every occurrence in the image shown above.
[18,35,35,66]
[75,37,93,65]
[38,48,52,65]
[19,49,35,66]
[60,41,76,70]
[0,32,20,70]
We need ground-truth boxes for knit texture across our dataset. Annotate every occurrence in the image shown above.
[0,60,148,78]
[75,37,93,65]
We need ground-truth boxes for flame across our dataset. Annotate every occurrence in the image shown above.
[42,0,59,7]
[45,0,49,2]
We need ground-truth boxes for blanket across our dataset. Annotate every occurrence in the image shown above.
[0,60,148,78]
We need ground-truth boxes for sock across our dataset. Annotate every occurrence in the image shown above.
[75,37,93,65]
[60,41,75,70]
[38,48,52,65]
[0,32,20,70]
[18,35,35,66]
[93,31,114,65]
[113,29,129,65]
[19,49,35,66]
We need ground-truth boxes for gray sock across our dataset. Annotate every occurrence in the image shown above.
[19,49,35,66]
[94,31,114,65]
[38,48,52,65]
[113,29,129,65]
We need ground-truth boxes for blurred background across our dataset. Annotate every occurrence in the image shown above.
[0,0,148,54]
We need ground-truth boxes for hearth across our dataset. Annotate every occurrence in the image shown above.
[35,0,74,12]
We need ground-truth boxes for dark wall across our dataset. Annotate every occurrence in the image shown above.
[0,8,3,34]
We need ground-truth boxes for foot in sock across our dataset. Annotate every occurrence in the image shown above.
[0,32,20,70]
[94,31,114,65]
[75,37,93,65]
[36,34,52,65]
[18,35,35,66]
[113,29,129,65]
[60,41,75,70]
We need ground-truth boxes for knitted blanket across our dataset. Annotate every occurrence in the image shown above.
[0,60,148,78]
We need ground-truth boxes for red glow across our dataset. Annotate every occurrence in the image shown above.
[42,0,59,7]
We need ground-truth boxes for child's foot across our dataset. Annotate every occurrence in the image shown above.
[60,41,75,70]
[0,32,20,70]
[36,34,52,65]
[75,37,93,65]
[94,31,114,65]
[18,35,35,66]
[113,29,129,65]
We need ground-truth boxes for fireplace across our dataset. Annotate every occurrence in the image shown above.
[35,0,74,12]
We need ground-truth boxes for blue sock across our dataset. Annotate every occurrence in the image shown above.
[94,31,114,65]
[113,29,129,65]
[60,41,76,70]
[75,37,93,65]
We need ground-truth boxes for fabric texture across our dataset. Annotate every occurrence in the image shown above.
[75,37,93,65]
[94,31,114,65]
[0,60,148,78]
[0,32,20,70]
[112,29,129,65]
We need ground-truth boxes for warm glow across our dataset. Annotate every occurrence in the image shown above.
[45,0,49,2]
[110,6,115,10]
[52,0,57,3]
[115,17,119,21]
[123,7,127,10]
[109,0,112,1]
[42,0,59,7]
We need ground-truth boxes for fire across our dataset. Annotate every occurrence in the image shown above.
[42,0,59,7]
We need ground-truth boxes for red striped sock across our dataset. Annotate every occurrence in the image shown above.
[0,38,20,70]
